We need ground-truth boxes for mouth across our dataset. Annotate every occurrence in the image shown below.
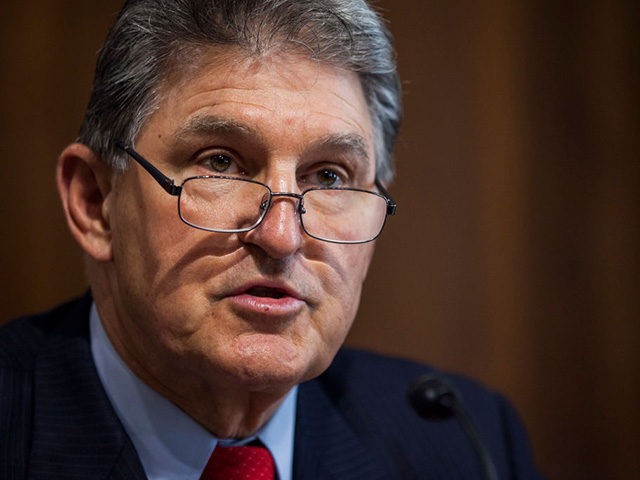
[245,286,288,299]
[225,281,306,317]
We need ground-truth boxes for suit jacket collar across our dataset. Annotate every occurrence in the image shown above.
[28,294,147,480]
[294,368,397,480]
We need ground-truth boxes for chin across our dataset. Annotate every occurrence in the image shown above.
[227,338,326,392]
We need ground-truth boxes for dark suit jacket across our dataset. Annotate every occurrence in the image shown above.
[0,295,542,479]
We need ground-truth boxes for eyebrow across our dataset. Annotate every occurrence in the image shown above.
[311,133,370,162]
[175,115,262,142]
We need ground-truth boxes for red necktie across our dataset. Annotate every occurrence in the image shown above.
[200,444,275,480]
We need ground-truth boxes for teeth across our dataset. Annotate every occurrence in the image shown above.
[247,287,285,299]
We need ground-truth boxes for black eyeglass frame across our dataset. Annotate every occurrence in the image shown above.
[115,142,397,244]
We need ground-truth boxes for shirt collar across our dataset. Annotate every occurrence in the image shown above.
[90,303,297,480]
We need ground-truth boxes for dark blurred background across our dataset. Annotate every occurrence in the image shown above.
[1,1,638,478]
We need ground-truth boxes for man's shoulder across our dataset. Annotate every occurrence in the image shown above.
[0,294,92,370]
[0,294,143,480]
[311,347,516,453]
[300,348,542,479]
[325,347,498,402]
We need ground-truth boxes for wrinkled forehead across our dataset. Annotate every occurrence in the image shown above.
[147,45,373,139]
[157,42,367,105]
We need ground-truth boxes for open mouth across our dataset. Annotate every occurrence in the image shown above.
[246,287,287,299]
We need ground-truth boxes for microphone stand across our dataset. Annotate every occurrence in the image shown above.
[407,375,499,480]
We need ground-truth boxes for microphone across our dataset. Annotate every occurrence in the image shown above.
[407,375,499,480]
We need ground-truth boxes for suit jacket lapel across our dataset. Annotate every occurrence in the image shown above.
[28,297,146,480]
[293,376,396,480]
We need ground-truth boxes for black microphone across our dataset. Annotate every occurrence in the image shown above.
[407,375,499,480]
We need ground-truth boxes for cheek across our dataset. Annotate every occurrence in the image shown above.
[299,245,373,380]
[316,243,375,330]
[338,243,375,291]
[111,175,194,274]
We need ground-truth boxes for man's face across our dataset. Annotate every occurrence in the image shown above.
[101,49,378,397]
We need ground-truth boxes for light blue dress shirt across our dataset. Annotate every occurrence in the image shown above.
[90,304,297,480]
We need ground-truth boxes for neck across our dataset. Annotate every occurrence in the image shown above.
[170,388,288,438]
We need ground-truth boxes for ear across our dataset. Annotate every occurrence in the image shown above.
[56,143,114,262]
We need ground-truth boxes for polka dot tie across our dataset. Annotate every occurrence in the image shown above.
[199,444,275,480]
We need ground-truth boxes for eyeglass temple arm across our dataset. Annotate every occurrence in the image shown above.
[115,142,182,196]
[375,179,397,216]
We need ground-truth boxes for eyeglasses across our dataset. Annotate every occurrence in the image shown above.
[116,143,396,244]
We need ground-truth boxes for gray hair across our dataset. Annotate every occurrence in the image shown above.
[78,0,402,183]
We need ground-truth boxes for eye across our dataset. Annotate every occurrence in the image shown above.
[300,164,351,188]
[316,168,341,187]
[196,151,246,176]
[205,154,233,173]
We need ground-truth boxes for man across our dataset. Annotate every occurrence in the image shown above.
[0,1,541,479]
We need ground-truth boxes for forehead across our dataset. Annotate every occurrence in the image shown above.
[139,47,374,159]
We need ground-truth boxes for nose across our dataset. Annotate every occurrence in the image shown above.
[241,193,304,259]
